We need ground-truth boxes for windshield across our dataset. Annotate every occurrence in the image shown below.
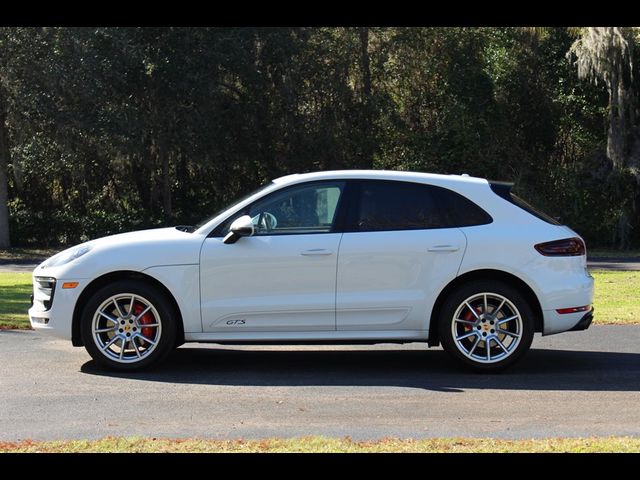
[194,182,274,230]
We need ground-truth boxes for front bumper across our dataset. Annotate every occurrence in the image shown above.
[28,278,85,340]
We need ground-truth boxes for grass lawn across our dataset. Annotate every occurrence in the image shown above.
[590,270,640,324]
[1,271,639,329]
[0,436,638,453]
[0,272,32,329]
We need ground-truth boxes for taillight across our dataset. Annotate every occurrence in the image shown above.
[556,305,592,314]
[535,237,585,256]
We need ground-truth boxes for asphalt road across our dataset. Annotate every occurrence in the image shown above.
[0,326,639,441]
[0,260,41,273]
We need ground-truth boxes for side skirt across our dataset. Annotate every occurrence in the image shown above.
[184,330,430,345]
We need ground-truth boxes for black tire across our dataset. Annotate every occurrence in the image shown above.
[80,280,177,371]
[439,280,534,373]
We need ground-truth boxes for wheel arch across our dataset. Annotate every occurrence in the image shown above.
[428,269,543,347]
[72,270,185,348]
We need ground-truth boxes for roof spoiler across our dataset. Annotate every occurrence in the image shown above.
[489,181,514,201]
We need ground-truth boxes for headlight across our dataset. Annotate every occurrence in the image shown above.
[42,245,93,268]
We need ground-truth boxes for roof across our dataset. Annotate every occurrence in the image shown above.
[272,169,489,186]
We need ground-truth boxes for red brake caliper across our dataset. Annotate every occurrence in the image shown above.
[133,302,155,343]
[463,306,481,331]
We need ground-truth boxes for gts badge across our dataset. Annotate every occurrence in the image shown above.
[226,319,246,326]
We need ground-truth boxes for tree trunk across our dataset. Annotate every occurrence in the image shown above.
[606,64,635,170]
[156,134,172,220]
[358,27,374,169]
[359,27,372,102]
[0,89,11,248]
[606,37,639,249]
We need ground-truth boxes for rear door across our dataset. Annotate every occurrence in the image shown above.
[336,180,470,332]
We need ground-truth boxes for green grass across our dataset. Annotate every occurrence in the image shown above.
[0,436,638,453]
[0,272,32,329]
[591,270,640,324]
[1,271,639,329]
[0,248,62,262]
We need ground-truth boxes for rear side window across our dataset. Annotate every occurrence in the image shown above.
[347,180,492,232]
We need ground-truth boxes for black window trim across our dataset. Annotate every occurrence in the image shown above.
[209,179,350,238]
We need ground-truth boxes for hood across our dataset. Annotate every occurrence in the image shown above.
[36,227,204,279]
[90,226,195,248]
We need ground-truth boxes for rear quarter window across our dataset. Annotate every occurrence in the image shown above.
[490,182,561,225]
[509,193,562,225]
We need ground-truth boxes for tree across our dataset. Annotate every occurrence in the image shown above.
[0,86,8,248]
[0,27,636,249]
[568,27,640,248]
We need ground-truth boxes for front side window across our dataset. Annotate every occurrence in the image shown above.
[248,183,343,235]
[211,182,345,237]
[348,180,491,232]
[247,182,344,235]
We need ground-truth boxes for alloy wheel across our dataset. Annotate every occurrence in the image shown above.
[91,293,162,364]
[450,292,523,364]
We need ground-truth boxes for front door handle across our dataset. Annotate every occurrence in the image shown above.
[301,249,333,256]
[428,245,460,252]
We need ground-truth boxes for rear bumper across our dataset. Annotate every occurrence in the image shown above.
[540,267,594,335]
[569,309,594,332]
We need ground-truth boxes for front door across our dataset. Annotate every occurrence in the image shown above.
[200,181,345,333]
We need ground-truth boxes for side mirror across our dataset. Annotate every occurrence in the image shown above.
[223,215,254,244]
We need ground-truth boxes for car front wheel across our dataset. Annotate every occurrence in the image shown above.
[80,280,177,370]
[439,280,534,372]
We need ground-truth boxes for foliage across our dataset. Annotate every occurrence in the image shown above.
[0,27,637,248]
[566,27,640,248]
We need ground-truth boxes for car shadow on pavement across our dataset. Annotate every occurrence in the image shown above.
[80,347,640,393]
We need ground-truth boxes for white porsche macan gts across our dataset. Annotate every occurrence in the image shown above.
[29,170,594,372]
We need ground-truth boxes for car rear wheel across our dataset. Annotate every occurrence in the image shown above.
[81,280,176,371]
[439,280,534,372]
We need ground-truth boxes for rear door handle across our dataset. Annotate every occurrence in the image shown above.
[301,249,333,256]
[428,245,460,252]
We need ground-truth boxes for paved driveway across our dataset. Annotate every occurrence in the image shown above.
[0,326,638,441]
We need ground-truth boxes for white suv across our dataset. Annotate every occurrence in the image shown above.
[29,170,594,372]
